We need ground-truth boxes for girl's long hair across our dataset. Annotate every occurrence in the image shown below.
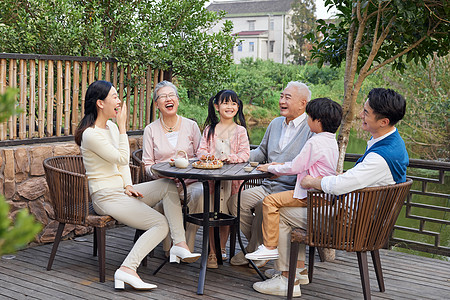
[204,89,247,142]
[75,80,113,146]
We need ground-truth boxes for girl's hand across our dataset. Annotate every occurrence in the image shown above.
[124,185,143,198]
[117,101,127,134]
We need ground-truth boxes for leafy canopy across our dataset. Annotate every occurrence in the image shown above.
[309,0,449,73]
[286,0,316,65]
[0,0,236,94]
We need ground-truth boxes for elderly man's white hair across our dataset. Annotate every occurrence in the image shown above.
[286,81,311,102]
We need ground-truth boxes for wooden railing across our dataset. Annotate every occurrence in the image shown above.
[345,154,450,257]
[0,53,170,145]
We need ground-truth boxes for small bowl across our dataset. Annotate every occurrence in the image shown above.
[244,166,253,172]
[169,160,175,167]
[249,161,259,167]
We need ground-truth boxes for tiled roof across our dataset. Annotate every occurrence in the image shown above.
[207,0,294,15]
[233,30,268,36]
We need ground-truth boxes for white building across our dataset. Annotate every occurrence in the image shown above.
[207,0,295,64]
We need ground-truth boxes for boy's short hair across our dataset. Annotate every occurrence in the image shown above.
[306,98,343,133]
[367,88,406,126]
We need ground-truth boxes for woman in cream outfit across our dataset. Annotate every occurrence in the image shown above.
[142,80,204,252]
[75,80,200,291]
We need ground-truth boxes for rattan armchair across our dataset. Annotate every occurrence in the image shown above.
[44,155,141,282]
[44,155,116,282]
[287,178,413,300]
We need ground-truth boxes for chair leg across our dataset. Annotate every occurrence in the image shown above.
[357,251,371,300]
[93,226,97,257]
[371,250,385,292]
[97,227,106,283]
[229,223,237,259]
[47,222,65,271]
[287,241,300,300]
[308,246,315,283]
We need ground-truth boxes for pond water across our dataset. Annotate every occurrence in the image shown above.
[248,126,449,260]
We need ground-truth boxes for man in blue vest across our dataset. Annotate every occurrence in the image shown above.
[253,88,408,297]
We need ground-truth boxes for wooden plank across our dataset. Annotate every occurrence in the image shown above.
[46,60,54,136]
[8,58,17,139]
[18,59,26,139]
[64,60,71,135]
[97,61,102,80]
[37,59,45,138]
[145,65,152,125]
[112,62,118,88]
[133,67,138,130]
[126,66,131,130]
[29,59,36,137]
[139,77,144,129]
[105,62,110,82]
[89,61,95,84]
[81,61,87,117]
[152,69,159,122]
[118,65,124,102]
[2,226,449,300]
[0,58,6,140]
[72,61,80,134]
[56,60,63,136]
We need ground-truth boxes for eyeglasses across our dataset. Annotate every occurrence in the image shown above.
[156,93,178,101]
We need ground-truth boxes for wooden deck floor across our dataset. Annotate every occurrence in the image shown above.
[1,226,449,300]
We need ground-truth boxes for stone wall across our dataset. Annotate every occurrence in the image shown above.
[0,135,143,245]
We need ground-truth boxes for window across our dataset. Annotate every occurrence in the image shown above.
[270,19,274,30]
[248,20,255,31]
[249,42,255,52]
[237,42,242,52]
[269,41,275,53]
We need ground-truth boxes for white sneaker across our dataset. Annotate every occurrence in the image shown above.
[245,245,279,260]
[253,274,301,297]
[231,249,269,267]
[265,268,309,285]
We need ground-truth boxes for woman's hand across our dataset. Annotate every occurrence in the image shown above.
[117,101,127,134]
[124,185,143,198]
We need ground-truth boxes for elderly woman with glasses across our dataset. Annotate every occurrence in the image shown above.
[142,80,203,253]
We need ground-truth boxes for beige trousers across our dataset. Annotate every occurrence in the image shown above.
[262,190,306,247]
[275,206,307,272]
[91,178,185,271]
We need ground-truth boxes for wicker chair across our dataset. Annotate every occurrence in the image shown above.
[44,155,141,282]
[287,178,413,300]
[132,148,153,183]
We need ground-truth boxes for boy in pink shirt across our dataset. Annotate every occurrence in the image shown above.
[245,97,343,261]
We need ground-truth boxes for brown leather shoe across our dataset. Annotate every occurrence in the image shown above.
[207,253,218,269]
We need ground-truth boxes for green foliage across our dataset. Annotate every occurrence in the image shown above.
[310,0,450,73]
[387,54,450,160]
[0,87,42,254]
[287,0,316,65]
[0,0,236,97]
[0,196,42,255]
[0,88,21,122]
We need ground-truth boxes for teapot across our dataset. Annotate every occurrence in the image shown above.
[174,150,189,169]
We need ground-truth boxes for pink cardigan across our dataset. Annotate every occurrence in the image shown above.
[143,117,201,177]
[198,124,250,195]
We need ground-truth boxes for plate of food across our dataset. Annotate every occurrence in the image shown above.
[192,155,224,169]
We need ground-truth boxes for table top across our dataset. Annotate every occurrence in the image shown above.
[151,161,271,181]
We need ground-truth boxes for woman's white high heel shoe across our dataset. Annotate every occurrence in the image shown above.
[114,269,157,290]
[169,245,201,263]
